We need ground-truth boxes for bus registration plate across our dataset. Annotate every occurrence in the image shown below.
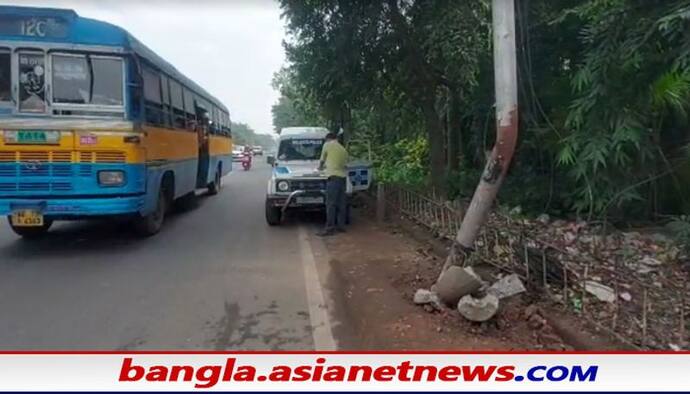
[11,210,44,227]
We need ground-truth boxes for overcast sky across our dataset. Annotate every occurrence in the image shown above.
[0,0,287,135]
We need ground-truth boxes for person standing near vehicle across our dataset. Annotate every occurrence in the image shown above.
[317,132,349,236]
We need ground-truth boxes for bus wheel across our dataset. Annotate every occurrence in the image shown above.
[265,199,282,226]
[7,217,53,239]
[208,168,222,195]
[134,185,167,236]
[174,191,197,212]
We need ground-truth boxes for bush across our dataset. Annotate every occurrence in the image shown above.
[374,136,429,188]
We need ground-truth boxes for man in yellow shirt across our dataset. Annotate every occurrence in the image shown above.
[317,132,349,236]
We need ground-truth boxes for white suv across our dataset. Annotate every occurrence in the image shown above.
[265,127,371,225]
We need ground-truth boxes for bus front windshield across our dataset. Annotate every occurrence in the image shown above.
[51,54,124,107]
[278,138,324,161]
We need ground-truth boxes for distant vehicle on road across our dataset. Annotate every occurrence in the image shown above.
[252,146,264,156]
[232,146,245,161]
[241,153,252,171]
[0,6,233,238]
[264,127,372,225]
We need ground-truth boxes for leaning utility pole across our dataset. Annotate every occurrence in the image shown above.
[446,0,519,267]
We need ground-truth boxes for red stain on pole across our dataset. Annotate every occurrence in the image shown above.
[495,107,519,176]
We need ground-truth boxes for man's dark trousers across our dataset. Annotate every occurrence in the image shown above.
[325,176,347,231]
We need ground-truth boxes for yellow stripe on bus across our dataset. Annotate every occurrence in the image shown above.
[0,131,144,164]
[209,135,233,156]
[141,126,197,162]
[0,127,231,164]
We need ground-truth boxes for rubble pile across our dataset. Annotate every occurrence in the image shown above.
[468,211,690,350]
[415,271,527,323]
[409,204,690,349]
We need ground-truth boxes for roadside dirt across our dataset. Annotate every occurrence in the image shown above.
[320,208,612,351]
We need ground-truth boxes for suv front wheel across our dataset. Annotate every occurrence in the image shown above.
[265,199,282,226]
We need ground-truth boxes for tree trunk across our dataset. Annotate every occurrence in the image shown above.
[460,115,474,169]
[340,103,352,143]
[447,88,462,175]
[422,96,446,196]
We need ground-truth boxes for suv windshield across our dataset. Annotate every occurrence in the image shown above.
[278,138,324,161]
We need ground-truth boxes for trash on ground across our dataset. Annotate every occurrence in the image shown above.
[584,281,615,303]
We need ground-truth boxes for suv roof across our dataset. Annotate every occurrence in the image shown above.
[279,127,329,139]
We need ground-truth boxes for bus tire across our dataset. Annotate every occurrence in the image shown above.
[7,217,53,239]
[208,167,222,195]
[174,192,198,213]
[134,184,167,236]
[265,199,282,226]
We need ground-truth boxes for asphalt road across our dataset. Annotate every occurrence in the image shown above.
[0,160,333,350]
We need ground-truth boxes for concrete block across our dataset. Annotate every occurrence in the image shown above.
[487,274,526,299]
[457,293,500,322]
[435,266,483,306]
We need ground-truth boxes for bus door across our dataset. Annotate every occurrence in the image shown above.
[195,106,211,188]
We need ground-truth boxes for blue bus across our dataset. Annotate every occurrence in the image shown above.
[0,6,233,238]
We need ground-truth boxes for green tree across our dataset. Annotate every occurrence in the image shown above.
[276,0,690,221]
[271,67,326,133]
[231,122,276,149]
[280,0,490,194]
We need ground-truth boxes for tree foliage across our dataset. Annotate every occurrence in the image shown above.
[276,0,690,220]
[231,122,275,148]
[271,68,325,133]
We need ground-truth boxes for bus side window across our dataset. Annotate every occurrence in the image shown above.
[142,65,162,126]
[17,51,46,113]
[183,87,196,131]
[160,74,172,128]
[0,49,11,104]
[170,79,185,129]
[222,112,231,137]
[220,109,225,135]
[128,59,142,120]
[211,106,220,135]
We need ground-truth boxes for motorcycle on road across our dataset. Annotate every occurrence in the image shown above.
[241,153,252,171]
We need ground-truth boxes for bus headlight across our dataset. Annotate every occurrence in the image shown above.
[277,180,290,192]
[98,170,125,186]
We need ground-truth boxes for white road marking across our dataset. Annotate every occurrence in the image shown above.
[298,225,337,350]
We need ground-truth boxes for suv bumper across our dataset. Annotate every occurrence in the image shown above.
[267,190,326,212]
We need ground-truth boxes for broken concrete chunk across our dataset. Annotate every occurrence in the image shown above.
[641,256,662,266]
[635,264,655,274]
[457,293,499,322]
[584,281,615,303]
[435,266,483,306]
[563,232,577,245]
[413,289,443,311]
[536,213,550,225]
[413,289,435,304]
[487,274,526,299]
